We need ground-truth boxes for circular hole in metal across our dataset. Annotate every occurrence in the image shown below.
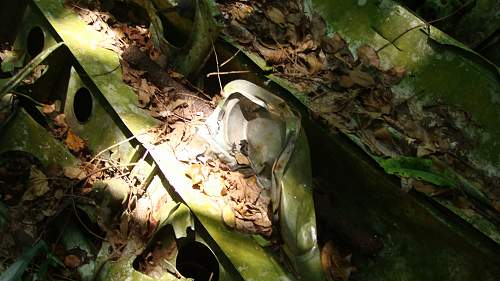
[176,241,219,281]
[26,26,45,58]
[73,87,93,123]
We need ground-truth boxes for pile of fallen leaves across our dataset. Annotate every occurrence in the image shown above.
[0,152,84,279]
[68,0,274,237]
[217,0,500,218]
[185,157,273,236]
[69,0,214,123]
[42,103,89,157]
[42,100,169,252]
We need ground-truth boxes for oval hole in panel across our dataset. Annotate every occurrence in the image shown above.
[176,240,219,281]
[73,87,93,123]
[26,26,45,58]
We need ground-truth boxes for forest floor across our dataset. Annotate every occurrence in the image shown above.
[0,1,498,281]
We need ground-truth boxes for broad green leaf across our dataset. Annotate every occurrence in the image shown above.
[0,241,47,281]
[33,251,63,281]
[379,156,456,187]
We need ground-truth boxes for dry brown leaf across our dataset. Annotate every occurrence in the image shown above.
[53,114,67,128]
[42,103,56,114]
[417,143,437,157]
[63,166,87,180]
[348,68,375,88]
[311,15,327,43]
[65,129,86,153]
[357,45,380,68]
[322,33,347,54]
[338,75,354,88]
[383,65,406,84]
[166,99,187,112]
[22,166,49,201]
[132,197,152,236]
[285,24,299,46]
[169,71,184,80]
[299,53,324,74]
[224,20,255,44]
[137,90,151,107]
[266,7,286,25]
[232,3,254,23]
[296,36,317,53]
[321,241,356,281]
[64,255,82,269]
[149,49,168,68]
[254,42,287,65]
[235,152,250,166]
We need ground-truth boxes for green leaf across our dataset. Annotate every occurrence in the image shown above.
[33,251,62,281]
[0,241,48,281]
[378,156,456,187]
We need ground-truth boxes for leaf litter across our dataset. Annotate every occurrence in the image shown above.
[58,1,275,278]
[65,0,500,278]
[215,0,500,277]
[217,0,500,229]
[69,0,274,238]
[3,0,497,279]
[0,152,83,280]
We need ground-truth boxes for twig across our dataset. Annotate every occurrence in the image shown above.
[273,72,324,83]
[63,194,95,201]
[71,185,108,241]
[206,70,250,77]
[162,259,183,278]
[376,0,474,53]
[220,49,241,67]
[375,25,422,53]
[177,92,211,103]
[90,64,120,77]
[208,272,214,281]
[90,131,149,163]
[211,39,223,94]
[181,80,213,101]
[86,162,139,177]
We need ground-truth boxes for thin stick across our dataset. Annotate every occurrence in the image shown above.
[181,80,213,101]
[375,25,422,53]
[211,39,223,94]
[376,0,473,53]
[86,162,139,177]
[162,259,182,278]
[90,64,120,77]
[71,185,108,241]
[206,70,250,77]
[208,272,214,281]
[176,92,211,103]
[220,49,241,67]
[90,131,149,163]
